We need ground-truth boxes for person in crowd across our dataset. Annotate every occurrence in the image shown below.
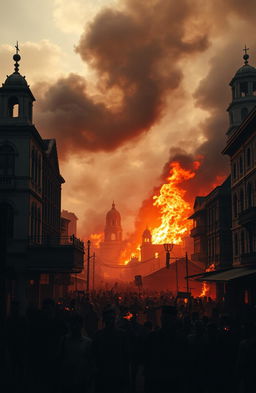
[58,313,93,393]
[93,306,130,393]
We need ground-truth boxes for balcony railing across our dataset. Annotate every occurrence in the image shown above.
[29,235,84,251]
[239,207,256,227]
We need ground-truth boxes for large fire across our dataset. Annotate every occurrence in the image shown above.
[199,264,215,297]
[151,161,200,244]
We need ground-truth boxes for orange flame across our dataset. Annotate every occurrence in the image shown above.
[90,233,104,248]
[151,161,199,244]
[199,264,215,297]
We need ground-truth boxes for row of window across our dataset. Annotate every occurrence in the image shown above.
[233,183,254,217]
[232,146,253,181]
[233,229,255,256]
[232,81,256,99]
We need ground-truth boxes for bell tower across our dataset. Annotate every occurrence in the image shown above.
[227,46,256,137]
[104,201,122,242]
[0,42,35,126]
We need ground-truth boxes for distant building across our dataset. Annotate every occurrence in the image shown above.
[61,209,78,236]
[0,48,84,314]
[98,202,125,264]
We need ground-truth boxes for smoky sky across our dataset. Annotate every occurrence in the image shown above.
[31,0,256,237]
[35,0,210,155]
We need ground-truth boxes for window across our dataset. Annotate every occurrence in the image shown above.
[232,86,235,99]
[0,202,14,239]
[241,107,248,121]
[234,234,238,256]
[247,148,251,167]
[239,156,243,174]
[0,145,15,176]
[240,82,248,97]
[229,111,233,124]
[233,194,238,217]
[247,183,253,208]
[233,163,237,180]
[8,96,19,118]
[240,189,244,211]
[241,231,245,255]
[253,82,256,96]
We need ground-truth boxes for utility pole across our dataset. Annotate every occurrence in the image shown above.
[86,240,91,293]
[185,252,189,294]
[175,260,179,295]
[92,252,95,291]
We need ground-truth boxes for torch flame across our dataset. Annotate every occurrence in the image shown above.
[151,161,199,244]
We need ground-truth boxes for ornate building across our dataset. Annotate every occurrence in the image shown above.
[98,202,125,264]
[192,49,256,306]
[0,47,84,315]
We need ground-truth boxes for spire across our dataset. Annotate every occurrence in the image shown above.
[243,44,249,65]
[112,201,115,209]
[13,41,21,73]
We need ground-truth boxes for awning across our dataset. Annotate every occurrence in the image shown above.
[194,267,256,282]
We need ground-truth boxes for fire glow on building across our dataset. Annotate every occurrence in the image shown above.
[89,159,213,297]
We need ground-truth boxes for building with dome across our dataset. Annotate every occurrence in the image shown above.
[0,46,84,315]
[98,202,125,265]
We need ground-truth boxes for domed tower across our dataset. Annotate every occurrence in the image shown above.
[227,46,256,137]
[142,227,152,244]
[0,43,35,125]
[104,202,122,241]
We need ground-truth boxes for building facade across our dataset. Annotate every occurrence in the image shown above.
[0,49,84,315]
[189,177,232,270]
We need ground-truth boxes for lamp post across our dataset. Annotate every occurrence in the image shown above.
[163,243,174,269]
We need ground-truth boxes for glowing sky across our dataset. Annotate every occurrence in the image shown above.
[1,0,256,239]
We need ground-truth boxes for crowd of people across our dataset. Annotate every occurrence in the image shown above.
[1,290,256,393]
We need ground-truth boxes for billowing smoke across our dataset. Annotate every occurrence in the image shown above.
[35,0,209,156]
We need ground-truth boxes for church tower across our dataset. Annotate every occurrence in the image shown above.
[98,202,124,264]
[0,44,35,125]
[104,202,122,241]
[227,46,256,137]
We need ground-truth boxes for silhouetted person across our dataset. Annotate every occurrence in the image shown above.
[144,306,187,393]
[58,313,93,393]
[93,306,130,393]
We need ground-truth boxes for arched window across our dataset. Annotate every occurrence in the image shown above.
[8,96,19,118]
[0,202,14,239]
[233,194,238,217]
[240,82,248,97]
[247,148,251,167]
[0,145,15,176]
[111,233,116,240]
[247,183,253,208]
[240,189,244,211]
[241,107,248,121]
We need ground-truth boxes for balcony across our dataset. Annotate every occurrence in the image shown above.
[190,226,206,237]
[240,252,256,265]
[239,207,256,227]
[27,236,84,273]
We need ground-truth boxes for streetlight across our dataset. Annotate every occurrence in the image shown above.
[163,243,173,269]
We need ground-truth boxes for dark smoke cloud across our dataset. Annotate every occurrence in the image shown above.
[35,0,209,157]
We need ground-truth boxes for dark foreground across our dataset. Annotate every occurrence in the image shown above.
[1,291,255,393]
